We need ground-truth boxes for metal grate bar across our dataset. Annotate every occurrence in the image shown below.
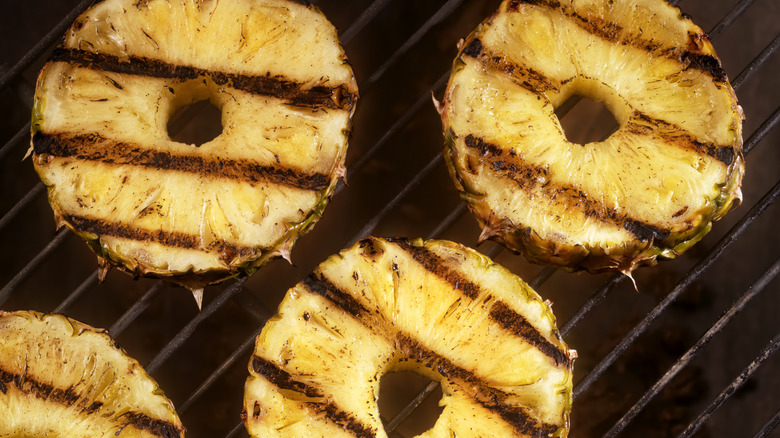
[340,71,450,194]
[0,183,44,233]
[603,256,780,437]
[144,277,247,373]
[53,270,98,314]
[347,151,444,248]
[679,330,780,438]
[0,0,94,92]
[561,274,626,337]
[574,176,780,399]
[752,407,780,438]
[708,0,757,39]
[339,0,394,45]
[178,326,264,414]
[0,122,30,163]
[744,104,780,155]
[731,31,780,91]
[363,0,467,92]
[109,281,166,336]
[0,229,70,306]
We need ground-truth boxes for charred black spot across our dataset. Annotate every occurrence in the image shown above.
[461,37,483,59]
[489,301,572,367]
[507,0,561,9]
[623,218,670,242]
[48,48,355,111]
[302,274,371,319]
[716,145,735,166]
[680,51,728,82]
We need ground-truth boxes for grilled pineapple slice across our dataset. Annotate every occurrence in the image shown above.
[438,0,744,274]
[30,0,357,289]
[244,237,574,437]
[0,310,184,437]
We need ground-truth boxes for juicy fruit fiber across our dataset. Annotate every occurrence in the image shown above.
[438,0,744,274]
[30,0,358,289]
[0,310,184,437]
[244,237,574,437]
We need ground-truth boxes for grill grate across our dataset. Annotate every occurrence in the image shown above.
[1,0,778,437]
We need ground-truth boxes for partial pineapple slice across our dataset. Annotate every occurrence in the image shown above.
[438,0,743,274]
[244,237,574,437]
[30,0,358,289]
[0,310,184,437]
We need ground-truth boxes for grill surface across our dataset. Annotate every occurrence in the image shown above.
[1,0,779,437]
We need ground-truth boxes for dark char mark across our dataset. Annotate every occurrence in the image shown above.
[49,47,356,111]
[251,356,377,438]
[489,301,572,368]
[63,214,259,263]
[625,111,736,166]
[505,0,727,82]
[460,38,557,93]
[0,366,181,437]
[463,135,671,242]
[302,273,371,320]
[390,239,572,365]
[399,334,562,437]
[33,131,331,191]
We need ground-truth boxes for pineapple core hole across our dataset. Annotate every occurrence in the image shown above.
[378,371,444,435]
[167,99,223,147]
[557,95,619,144]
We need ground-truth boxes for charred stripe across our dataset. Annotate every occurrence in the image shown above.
[463,134,671,242]
[489,301,572,367]
[625,111,736,165]
[33,131,331,191]
[63,214,259,263]
[399,334,562,436]
[460,38,558,93]
[301,273,371,320]
[0,366,181,437]
[504,0,727,82]
[390,238,572,365]
[49,47,356,111]
[251,356,376,438]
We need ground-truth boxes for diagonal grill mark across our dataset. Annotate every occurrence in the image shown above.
[62,214,261,263]
[462,135,671,242]
[505,0,728,82]
[625,112,736,165]
[388,238,573,366]
[296,241,567,434]
[460,37,558,93]
[32,131,331,191]
[250,355,377,438]
[397,334,563,437]
[489,301,572,367]
[0,366,182,437]
[49,47,356,111]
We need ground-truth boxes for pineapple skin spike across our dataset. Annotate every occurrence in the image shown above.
[439,0,744,274]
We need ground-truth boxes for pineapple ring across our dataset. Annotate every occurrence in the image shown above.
[30,0,358,289]
[244,237,575,437]
[438,0,744,274]
[0,310,185,437]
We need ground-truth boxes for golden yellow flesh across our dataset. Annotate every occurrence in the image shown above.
[0,311,184,437]
[244,237,573,437]
[441,0,743,272]
[31,0,357,283]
